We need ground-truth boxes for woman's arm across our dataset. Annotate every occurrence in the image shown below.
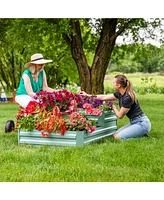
[112,105,130,119]
[96,94,117,101]
[81,91,117,101]
[23,74,36,97]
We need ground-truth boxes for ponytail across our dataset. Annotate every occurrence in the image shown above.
[126,80,137,103]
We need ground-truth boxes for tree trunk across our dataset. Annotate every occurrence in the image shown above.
[63,19,143,95]
[63,19,92,93]
[91,19,117,94]
[64,19,117,94]
[10,51,17,90]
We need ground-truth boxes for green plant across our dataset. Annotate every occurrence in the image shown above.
[141,77,153,84]
[15,92,104,135]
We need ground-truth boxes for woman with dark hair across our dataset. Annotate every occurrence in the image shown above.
[81,74,151,139]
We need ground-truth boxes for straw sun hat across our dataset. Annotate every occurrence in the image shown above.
[25,53,52,67]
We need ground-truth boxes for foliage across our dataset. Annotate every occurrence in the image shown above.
[0,19,79,91]
[1,18,164,94]
[109,43,164,73]
[134,85,164,94]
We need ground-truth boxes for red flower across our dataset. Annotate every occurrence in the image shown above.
[25,101,40,114]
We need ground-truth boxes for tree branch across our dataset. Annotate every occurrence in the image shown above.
[115,18,137,38]
[62,33,71,46]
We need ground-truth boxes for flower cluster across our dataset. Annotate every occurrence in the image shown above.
[15,90,113,137]
[34,90,76,112]
[75,94,113,110]
[83,103,102,116]
[36,106,67,137]
[15,101,40,132]
[97,101,113,111]
[15,101,68,136]
[65,112,96,133]
[34,90,113,112]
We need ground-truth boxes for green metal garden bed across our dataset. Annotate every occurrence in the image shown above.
[18,110,117,146]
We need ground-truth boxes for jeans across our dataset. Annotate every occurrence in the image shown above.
[116,116,151,139]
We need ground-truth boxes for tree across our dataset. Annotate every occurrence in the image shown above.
[0,19,25,91]
[0,18,163,94]
[62,18,164,94]
[0,19,79,91]
[109,43,161,73]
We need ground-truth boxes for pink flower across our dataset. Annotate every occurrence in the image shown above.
[83,103,92,109]
[83,103,102,116]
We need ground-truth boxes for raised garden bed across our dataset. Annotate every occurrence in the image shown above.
[18,110,117,146]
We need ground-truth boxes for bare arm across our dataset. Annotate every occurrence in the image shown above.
[96,94,117,101]
[23,74,36,97]
[112,105,130,119]
[81,91,117,101]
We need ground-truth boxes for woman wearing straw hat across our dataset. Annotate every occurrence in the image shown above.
[15,53,57,108]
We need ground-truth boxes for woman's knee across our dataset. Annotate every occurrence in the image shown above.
[15,95,33,108]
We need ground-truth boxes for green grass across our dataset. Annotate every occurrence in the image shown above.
[0,94,164,182]
[105,72,164,87]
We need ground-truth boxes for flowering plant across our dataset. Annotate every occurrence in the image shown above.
[63,99,99,133]
[65,112,96,133]
[36,106,67,137]
[34,90,76,112]
[34,90,113,112]
[15,101,67,136]
[15,101,40,132]
[83,103,102,115]
[74,94,113,111]
[15,90,112,136]
[97,101,113,111]
[15,94,102,136]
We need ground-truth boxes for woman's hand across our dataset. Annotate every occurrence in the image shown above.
[111,104,117,111]
[80,91,88,95]
[54,89,60,92]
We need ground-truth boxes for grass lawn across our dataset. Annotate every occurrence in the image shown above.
[105,72,164,87]
[0,94,164,182]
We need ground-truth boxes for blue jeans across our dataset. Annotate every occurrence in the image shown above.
[116,116,151,139]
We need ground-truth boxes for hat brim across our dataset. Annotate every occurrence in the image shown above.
[25,59,52,67]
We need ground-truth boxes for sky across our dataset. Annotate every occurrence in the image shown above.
[1,0,164,18]
[116,18,164,47]
[116,30,162,47]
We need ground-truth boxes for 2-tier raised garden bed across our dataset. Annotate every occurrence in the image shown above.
[17,90,118,146]
[18,110,117,146]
